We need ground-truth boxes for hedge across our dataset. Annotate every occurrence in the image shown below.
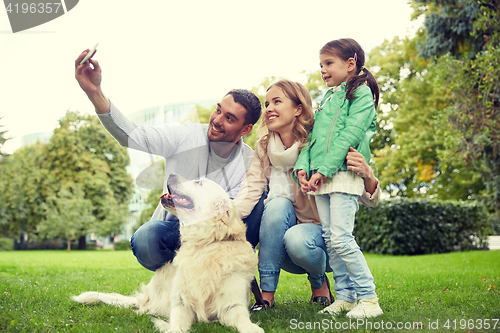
[114,240,131,250]
[354,198,491,255]
[13,239,97,250]
[0,237,14,251]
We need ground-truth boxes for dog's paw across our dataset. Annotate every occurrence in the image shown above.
[152,318,170,332]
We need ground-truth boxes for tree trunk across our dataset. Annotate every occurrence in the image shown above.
[67,238,71,251]
[78,235,86,250]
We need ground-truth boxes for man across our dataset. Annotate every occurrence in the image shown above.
[74,49,265,272]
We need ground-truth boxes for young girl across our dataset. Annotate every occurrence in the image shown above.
[293,38,382,318]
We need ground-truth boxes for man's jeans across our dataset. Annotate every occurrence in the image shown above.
[131,192,267,271]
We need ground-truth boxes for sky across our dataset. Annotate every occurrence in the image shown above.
[0,0,423,154]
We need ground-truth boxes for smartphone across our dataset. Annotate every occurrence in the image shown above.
[80,43,99,65]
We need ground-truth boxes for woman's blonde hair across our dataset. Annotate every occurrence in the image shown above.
[258,79,314,152]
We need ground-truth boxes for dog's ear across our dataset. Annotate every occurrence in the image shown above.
[212,196,233,216]
[217,201,247,242]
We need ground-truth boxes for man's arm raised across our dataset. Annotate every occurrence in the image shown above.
[75,49,110,114]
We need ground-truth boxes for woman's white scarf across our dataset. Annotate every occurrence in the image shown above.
[267,132,300,171]
[264,132,300,205]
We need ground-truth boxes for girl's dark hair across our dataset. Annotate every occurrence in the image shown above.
[320,38,380,109]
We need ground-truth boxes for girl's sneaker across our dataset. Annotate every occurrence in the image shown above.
[346,298,383,318]
[318,299,356,316]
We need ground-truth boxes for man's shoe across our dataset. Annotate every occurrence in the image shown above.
[310,277,334,305]
[318,299,355,315]
[250,299,274,312]
[346,298,383,318]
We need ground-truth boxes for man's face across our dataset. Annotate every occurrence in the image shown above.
[207,95,252,143]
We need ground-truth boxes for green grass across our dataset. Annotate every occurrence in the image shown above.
[1,250,499,332]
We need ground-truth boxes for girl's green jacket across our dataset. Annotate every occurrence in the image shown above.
[293,81,377,181]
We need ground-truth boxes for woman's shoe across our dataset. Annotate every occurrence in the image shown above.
[310,276,334,305]
[250,299,275,311]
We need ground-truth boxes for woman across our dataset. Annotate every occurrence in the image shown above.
[234,79,380,310]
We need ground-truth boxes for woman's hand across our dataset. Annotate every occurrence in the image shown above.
[346,147,378,194]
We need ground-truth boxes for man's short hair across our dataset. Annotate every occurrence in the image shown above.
[225,89,262,125]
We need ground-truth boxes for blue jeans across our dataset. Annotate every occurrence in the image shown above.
[315,192,377,302]
[258,197,332,291]
[131,191,266,271]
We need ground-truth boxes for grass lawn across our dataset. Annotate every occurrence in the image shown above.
[1,250,499,332]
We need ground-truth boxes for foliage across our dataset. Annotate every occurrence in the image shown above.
[0,143,48,238]
[433,46,500,214]
[302,70,327,107]
[37,184,96,251]
[413,0,483,59]
[355,198,491,255]
[114,240,132,250]
[0,111,134,243]
[410,0,500,215]
[0,116,9,159]
[41,111,133,238]
[183,103,213,125]
[367,35,484,200]
[471,0,500,48]
[137,188,162,229]
[0,237,13,251]
[11,238,96,250]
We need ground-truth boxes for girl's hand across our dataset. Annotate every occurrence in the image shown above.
[297,170,310,192]
[307,172,326,192]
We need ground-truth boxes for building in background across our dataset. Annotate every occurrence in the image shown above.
[21,131,53,146]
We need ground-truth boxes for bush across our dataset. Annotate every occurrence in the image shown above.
[12,239,97,250]
[114,240,131,250]
[354,198,491,255]
[70,242,97,250]
[0,237,14,251]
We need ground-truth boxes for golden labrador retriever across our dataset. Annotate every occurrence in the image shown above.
[73,173,263,333]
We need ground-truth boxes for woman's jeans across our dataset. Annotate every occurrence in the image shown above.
[315,192,377,302]
[131,192,266,271]
[259,197,332,292]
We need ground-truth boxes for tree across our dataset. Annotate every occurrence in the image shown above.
[0,143,48,239]
[433,43,500,214]
[0,116,9,160]
[366,34,485,200]
[39,111,134,247]
[37,184,95,251]
[413,0,483,59]
[414,0,500,214]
